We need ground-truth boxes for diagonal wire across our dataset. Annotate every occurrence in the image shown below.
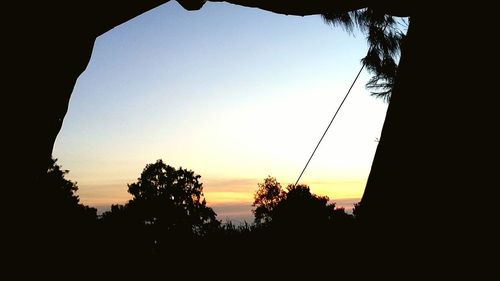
[293,21,391,187]
[294,63,365,187]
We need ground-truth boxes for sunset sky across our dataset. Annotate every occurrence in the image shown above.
[53,2,389,222]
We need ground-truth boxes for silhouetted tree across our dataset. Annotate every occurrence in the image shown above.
[100,204,131,226]
[252,176,284,225]
[323,8,406,101]
[352,202,362,219]
[99,203,154,256]
[271,184,336,234]
[331,207,355,226]
[252,177,356,237]
[23,158,99,261]
[42,158,97,224]
[126,160,219,240]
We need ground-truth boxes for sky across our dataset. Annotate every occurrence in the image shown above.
[53,2,389,222]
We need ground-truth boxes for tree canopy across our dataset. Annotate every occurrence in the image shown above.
[42,158,97,224]
[252,176,352,233]
[252,176,284,225]
[125,159,219,237]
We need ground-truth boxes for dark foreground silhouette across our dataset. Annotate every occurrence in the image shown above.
[5,1,494,276]
[12,158,492,278]
[20,159,367,275]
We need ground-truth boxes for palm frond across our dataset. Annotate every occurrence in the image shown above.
[322,8,407,103]
[322,10,361,33]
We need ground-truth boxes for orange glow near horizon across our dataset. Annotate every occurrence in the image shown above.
[76,175,366,217]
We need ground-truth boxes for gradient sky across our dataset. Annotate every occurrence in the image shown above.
[53,2,389,222]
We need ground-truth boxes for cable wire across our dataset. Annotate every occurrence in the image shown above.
[293,63,365,186]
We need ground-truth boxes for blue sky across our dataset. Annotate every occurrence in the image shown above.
[53,2,388,222]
